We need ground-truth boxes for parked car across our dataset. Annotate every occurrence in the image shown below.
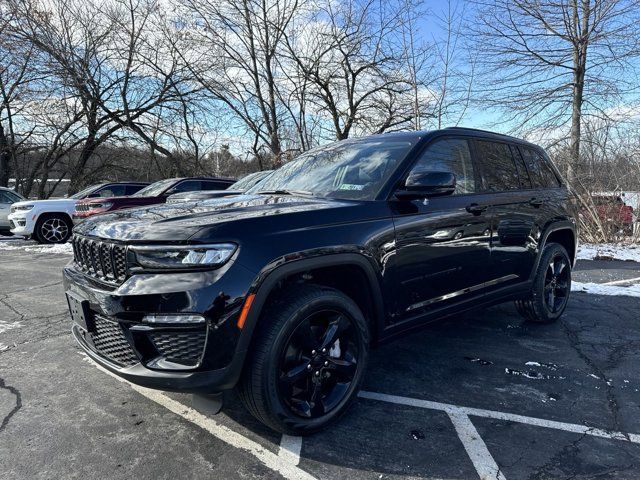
[8,182,149,243]
[166,171,273,205]
[584,194,634,235]
[64,128,576,435]
[0,187,26,235]
[74,177,235,220]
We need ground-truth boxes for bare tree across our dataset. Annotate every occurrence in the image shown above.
[471,0,640,183]
[284,0,415,140]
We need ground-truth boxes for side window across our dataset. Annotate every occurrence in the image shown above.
[519,147,560,188]
[0,191,13,204]
[202,181,228,191]
[511,145,532,189]
[125,184,145,195]
[96,185,126,197]
[410,138,476,194]
[171,180,202,194]
[475,141,520,191]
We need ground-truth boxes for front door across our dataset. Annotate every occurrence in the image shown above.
[390,137,492,322]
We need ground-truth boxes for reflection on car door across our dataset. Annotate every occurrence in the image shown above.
[473,140,539,289]
[390,137,492,323]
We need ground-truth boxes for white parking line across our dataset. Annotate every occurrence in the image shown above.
[359,391,640,444]
[82,356,316,480]
[448,410,506,480]
[278,435,303,465]
[602,276,640,286]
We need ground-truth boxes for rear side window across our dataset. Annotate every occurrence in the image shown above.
[0,191,14,204]
[202,181,230,191]
[474,141,521,191]
[171,180,202,193]
[125,184,147,195]
[519,147,560,188]
[96,184,127,197]
[410,138,476,194]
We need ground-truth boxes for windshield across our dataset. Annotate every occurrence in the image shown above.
[247,138,416,200]
[132,178,177,197]
[71,184,105,199]
[232,171,272,191]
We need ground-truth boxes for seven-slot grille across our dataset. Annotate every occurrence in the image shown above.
[91,315,139,367]
[75,204,93,212]
[72,235,128,284]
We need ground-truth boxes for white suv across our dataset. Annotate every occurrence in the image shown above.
[8,182,148,243]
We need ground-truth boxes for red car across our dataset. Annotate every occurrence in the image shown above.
[73,177,235,220]
[584,195,634,235]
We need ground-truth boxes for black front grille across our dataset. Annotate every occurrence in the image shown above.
[72,236,128,285]
[150,331,207,366]
[75,204,91,213]
[91,315,139,367]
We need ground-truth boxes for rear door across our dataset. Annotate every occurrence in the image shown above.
[0,191,13,228]
[472,140,539,289]
[391,136,493,321]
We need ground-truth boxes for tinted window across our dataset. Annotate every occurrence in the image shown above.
[519,147,560,188]
[125,184,146,195]
[171,180,203,194]
[95,185,127,197]
[409,138,476,194]
[202,181,230,191]
[475,141,520,191]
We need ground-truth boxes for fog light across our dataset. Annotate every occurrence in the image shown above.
[143,314,206,324]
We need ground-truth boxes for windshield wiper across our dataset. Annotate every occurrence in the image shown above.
[257,189,314,196]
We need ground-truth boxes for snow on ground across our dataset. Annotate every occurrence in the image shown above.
[571,281,640,297]
[577,243,640,262]
[0,240,72,255]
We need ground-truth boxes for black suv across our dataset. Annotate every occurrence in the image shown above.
[64,128,576,434]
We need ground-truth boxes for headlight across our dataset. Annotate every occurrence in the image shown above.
[11,204,34,213]
[130,243,237,269]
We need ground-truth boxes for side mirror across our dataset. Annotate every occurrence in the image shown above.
[395,171,456,200]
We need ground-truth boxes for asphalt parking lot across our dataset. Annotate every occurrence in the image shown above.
[1,239,640,479]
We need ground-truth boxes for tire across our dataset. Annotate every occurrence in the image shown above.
[515,242,571,323]
[34,214,72,244]
[237,284,370,435]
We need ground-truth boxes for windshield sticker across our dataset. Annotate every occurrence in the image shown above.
[337,184,365,191]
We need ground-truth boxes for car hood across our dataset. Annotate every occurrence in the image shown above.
[73,194,375,242]
[12,198,76,208]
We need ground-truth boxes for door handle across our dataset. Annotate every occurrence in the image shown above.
[466,203,488,215]
[529,197,545,207]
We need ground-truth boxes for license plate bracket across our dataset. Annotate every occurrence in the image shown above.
[66,291,94,333]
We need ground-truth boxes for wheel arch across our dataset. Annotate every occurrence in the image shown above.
[238,253,387,351]
[529,222,576,282]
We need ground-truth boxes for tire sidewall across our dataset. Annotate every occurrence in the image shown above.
[262,292,369,433]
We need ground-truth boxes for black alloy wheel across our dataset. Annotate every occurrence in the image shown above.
[277,310,360,419]
[543,253,570,314]
[238,284,369,435]
[515,242,572,323]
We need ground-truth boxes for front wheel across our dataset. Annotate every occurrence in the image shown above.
[515,242,572,323]
[237,284,370,435]
[35,214,72,244]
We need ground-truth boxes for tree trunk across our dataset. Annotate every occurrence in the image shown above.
[0,123,10,187]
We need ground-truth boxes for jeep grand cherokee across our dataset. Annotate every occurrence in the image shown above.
[63,128,577,434]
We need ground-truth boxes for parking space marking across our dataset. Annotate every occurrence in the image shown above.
[82,356,317,480]
[278,435,302,465]
[359,390,640,443]
[603,276,640,286]
[448,410,506,480]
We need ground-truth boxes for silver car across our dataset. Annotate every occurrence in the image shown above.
[0,187,26,235]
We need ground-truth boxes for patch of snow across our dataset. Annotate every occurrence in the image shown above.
[0,241,72,255]
[588,373,600,379]
[0,343,10,352]
[0,320,22,334]
[571,281,640,297]
[525,361,541,367]
[577,243,640,262]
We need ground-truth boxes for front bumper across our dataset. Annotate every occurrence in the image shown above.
[64,259,257,393]
[8,212,33,236]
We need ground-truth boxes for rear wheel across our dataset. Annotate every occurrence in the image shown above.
[515,242,571,323]
[35,214,72,244]
[238,284,369,435]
